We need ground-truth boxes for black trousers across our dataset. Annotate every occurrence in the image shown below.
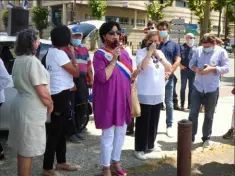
[0,103,3,154]
[67,91,78,137]
[135,103,161,151]
[43,90,70,170]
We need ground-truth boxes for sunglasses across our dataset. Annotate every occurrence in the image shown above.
[108,30,121,35]
[148,27,155,30]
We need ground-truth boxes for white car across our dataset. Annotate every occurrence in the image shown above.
[0,35,52,130]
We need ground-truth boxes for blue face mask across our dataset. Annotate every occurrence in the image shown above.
[203,47,214,53]
[159,30,168,38]
[189,39,195,46]
[72,39,82,46]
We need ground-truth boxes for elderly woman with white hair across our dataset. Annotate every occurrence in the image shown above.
[179,33,196,111]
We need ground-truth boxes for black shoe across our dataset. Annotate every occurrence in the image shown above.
[223,129,234,139]
[126,130,134,135]
[174,105,181,111]
[0,152,5,160]
[76,134,85,140]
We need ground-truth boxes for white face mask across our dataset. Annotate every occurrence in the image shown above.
[203,47,214,53]
[189,39,195,46]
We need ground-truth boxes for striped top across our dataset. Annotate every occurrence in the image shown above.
[64,44,91,76]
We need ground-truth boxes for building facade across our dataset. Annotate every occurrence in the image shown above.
[0,0,228,52]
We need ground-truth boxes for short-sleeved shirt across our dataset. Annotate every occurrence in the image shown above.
[64,44,91,77]
[46,48,74,95]
[136,48,167,105]
[159,39,180,65]
[12,55,50,109]
[180,43,196,68]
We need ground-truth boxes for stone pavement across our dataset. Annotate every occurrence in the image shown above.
[0,57,234,175]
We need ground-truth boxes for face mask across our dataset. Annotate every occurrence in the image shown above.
[189,39,195,46]
[159,30,168,38]
[72,39,82,46]
[203,47,214,53]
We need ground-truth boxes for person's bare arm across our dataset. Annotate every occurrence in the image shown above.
[34,85,53,114]
[87,66,94,85]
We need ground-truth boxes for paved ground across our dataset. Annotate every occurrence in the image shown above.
[0,57,234,175]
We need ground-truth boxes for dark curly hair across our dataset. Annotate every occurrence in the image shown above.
[99,21,121,43]
[51,25,71,47]
[15,29,39,56]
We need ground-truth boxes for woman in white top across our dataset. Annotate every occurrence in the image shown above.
[134,31,172,160]
[8,29,53,176]
[43,25,79,176]
[0,58,11,160]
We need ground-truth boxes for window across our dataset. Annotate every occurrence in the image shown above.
[131,19,145,26]
[213,26,219,31]
[105,16,120,22]
[119,17,129,25]
[175,0,188,8]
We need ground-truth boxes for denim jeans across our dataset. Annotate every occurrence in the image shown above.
[165,76,174,128]
[188,87,218,142]
[180,69,195,108]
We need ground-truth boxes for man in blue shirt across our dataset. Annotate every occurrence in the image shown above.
[180,33,196,111]
[189,33,229,147]
[157,21,181,137]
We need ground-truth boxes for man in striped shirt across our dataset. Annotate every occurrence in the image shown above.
[64,25,93,142]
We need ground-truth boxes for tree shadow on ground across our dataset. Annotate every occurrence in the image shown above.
[192,162,235,176]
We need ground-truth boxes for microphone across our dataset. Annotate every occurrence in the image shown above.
[114,40,120,61]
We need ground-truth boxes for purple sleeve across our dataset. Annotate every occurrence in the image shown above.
[93,51,107,83]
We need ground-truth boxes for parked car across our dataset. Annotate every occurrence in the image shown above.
[0,35,52,130]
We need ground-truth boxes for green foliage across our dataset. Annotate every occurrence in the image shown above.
[146,0,173,22]
[32,6,49,38]
[227,3,235,23]
[89,0,107,20]
[2,9,8,30]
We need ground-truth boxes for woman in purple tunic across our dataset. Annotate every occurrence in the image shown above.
[93,21,137,176]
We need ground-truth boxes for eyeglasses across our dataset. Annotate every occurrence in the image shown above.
[148,27,155,30]
[108,30,121,35]
[189,37,195,39]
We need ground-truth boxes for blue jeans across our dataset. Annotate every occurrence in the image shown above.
[180,69,195,108]
[188,87,218,142]
[165,76,174,128]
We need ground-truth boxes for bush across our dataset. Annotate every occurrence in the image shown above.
[2,10,8,30]
[32,6,49,38]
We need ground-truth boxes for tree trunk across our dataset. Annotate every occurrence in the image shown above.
[217,9,222,37]
[37,0,42,7]
[90,30,98,51]
[39,30,43,39]
[201,0,211,38]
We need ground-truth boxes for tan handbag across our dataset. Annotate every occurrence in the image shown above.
[131,81,141,118]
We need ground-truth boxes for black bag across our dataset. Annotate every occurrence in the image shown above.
[41,51,48,69]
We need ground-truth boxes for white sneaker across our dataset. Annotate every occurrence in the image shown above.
[166,127,174,138]
[148,146,162,152]
[134,151,146,160]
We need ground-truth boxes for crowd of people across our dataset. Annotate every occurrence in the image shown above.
[0,19,233,176]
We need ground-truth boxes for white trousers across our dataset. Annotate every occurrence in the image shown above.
[100,124,127,167]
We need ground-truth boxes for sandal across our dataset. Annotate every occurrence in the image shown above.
[111,162,127,176]
[102,167,112,176]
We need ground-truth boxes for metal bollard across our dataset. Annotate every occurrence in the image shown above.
[177,119,192,176]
